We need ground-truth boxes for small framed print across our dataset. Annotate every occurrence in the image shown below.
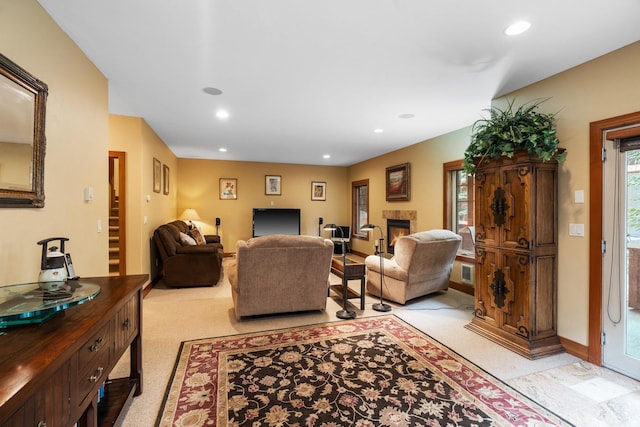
[220,178,238,200]
[265,175,281,195]
[311,181,326,201]
[163,164,170,195]
[386,163,410,201]
[153,158,161,193]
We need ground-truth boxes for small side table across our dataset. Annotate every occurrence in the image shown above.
[329,256,366,310]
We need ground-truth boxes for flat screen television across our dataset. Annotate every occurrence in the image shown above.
[252,208,301,237]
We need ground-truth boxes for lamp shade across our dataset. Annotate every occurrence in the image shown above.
[323,223,338,231]
[360,223,376,231]
[180,208,201,221]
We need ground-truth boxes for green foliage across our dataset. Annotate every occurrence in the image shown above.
[463,98,566,174]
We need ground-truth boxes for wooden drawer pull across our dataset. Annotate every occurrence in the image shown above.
[89,367,104,382]
[89,337,104,352]
[123,318,130,329]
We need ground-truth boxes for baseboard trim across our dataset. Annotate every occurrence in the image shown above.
[449,281,474,296]
[559,336,589,361]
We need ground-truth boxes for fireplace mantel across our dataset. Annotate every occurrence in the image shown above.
[382,210,417,234]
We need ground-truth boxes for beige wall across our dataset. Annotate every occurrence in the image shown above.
[108,115,178,279]
[346,41,640,346]
[500,41,640,345]
[348,127,472,254]
[0,0,109,284]
[177,159,348,250]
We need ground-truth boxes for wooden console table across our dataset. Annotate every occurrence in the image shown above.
[0,274,146,427]
[330,256,366,310]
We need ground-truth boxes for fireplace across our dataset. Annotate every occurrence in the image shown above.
[387,219,410,254]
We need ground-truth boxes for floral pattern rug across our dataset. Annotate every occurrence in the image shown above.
[156,315,572,426]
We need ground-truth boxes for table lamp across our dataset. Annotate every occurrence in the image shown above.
[180,208,201,229]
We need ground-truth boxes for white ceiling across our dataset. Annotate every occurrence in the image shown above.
[37,0,640,166]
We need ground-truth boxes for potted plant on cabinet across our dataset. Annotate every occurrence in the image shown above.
[462,97,566,359]
[462,98,566,175]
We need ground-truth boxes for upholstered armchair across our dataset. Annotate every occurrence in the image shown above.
[365,229,461,304]
[153,220,223,287]
[228,234,334,318]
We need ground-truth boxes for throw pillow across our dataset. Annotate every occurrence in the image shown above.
[179,232,197,246]
[189,228,206,245]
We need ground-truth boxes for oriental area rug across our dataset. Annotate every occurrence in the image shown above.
[156,315,572,426]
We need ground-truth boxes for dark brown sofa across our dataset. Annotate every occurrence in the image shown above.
[153,220,223,287]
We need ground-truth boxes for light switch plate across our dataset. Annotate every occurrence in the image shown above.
[569,223,585,237]
[575,190,585,204]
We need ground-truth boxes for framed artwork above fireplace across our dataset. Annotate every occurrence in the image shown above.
[386,163,410,201]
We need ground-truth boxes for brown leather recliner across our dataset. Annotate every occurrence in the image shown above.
[153,220,223,287]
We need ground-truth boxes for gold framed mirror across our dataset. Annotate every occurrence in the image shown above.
[0,54,48,208]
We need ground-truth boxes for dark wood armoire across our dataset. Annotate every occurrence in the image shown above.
[465,150,565,359]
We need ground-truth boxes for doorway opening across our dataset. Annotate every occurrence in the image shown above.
[108,151,126,276]
[589,111,640,376]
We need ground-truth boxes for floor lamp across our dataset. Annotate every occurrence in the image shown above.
[324,223,356,319]
[361,223,391,312]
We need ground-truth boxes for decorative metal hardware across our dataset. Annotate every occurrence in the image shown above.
[89,337,104,352]
[490,269,509,308]
[489,187,509,227]
[89,366,104,382]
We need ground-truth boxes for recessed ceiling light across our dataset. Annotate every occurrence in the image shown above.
[323,154,331,159]
[399,113,415,119]
[216,110,229,119]
[505,21,531,36]
[374,128,384,133]
[218,148,227,152]
[203,87,223,95]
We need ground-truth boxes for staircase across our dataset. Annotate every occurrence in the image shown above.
[109,198,120,275]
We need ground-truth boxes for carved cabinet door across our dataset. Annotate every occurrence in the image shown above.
[473,246,500,327]
[474,165,501,247]
[499,250,531,339]
[500,165,531,250]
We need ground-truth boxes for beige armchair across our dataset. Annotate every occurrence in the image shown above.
[365,229,462,304]
[228,234,334,318]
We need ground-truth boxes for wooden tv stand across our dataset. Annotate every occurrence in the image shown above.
[0,274,146,427]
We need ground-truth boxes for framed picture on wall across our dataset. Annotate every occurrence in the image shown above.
[163,164,170,195]
[220,178,238,200]
[265,175,281,195]
[386,163,410,201]
[153,158,161,193]
[311,181,326,201]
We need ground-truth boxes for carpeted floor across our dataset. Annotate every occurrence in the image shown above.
[156,315,572,426]
[113,258,640,426]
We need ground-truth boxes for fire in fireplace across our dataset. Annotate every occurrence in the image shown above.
[387,219,410,254]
